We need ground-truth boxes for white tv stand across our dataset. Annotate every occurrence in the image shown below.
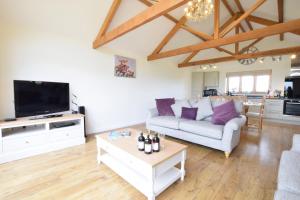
[0,114,85,164]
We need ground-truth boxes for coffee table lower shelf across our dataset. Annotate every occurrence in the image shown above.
[100,153,181,199]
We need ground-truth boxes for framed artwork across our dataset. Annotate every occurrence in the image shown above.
[114,55,136,78]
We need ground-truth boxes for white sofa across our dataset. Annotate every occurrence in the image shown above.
[275,134,300,200]
[146,107,246,158]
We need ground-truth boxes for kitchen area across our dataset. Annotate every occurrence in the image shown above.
[191,56,300,125]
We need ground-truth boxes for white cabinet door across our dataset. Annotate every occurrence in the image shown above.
[191,72,204,98]
[264,99,283,120]
[204,72,219,87]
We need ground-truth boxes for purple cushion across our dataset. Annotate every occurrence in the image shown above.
[156,98,175,116]
[212,100,239,125]
[181,107,198,120]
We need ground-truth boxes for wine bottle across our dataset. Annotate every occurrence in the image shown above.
[152,133,160,152]
[144,135,152,154]
[137,133,145,151]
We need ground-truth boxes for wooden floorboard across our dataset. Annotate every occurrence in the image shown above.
[1,122,300,200]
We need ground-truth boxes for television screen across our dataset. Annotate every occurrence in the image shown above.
[14,80,70,117]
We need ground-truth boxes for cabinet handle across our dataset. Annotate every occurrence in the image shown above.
[25,141,29,144]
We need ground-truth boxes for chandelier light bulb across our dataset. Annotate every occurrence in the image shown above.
[184,0,214,22]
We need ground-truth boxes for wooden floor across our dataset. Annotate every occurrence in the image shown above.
[1,122,300,200]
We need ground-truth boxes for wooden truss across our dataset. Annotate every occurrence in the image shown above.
[93,0,300,68]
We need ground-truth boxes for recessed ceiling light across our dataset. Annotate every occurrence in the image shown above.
[259,58,264,64]
[291,54,297,59]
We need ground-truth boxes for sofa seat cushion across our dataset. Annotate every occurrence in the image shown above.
[278,151,300,194]
[274,190,300,200]
[148,116,179,129]
[179,120,224,139]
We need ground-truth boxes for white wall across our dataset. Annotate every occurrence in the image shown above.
[0,25,191,134]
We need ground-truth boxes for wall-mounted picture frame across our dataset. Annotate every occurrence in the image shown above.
[114,55,136,78]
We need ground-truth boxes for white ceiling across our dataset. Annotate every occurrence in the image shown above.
[0,0,299,64]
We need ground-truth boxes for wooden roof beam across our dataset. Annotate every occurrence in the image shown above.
[93,0,189,48]
[221,0,246,32]
[220,0,266,37]
[214,0,220,39]
[178,46,300,67]
[278,0,284,40]
[234,0,253,30]
[247,15,300,36]
[94,0,122,39]
[180,13,240,65]
[150,16,187,55]
[148,18,300,60]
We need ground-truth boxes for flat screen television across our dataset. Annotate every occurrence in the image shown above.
[14,80,70,117]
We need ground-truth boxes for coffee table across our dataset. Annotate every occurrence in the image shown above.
[96,128,187,200]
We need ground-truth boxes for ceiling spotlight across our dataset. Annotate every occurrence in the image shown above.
[212,65,217,69]
[202,66,208,70]
[259,58,264,64]
[277,56,282,62]
[291,54,297,59]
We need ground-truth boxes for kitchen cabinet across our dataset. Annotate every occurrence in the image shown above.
[204,72,219,87]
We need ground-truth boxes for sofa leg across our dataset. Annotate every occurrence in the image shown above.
[224,152,230,158]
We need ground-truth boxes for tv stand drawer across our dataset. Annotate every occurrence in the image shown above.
[3,134,46,153]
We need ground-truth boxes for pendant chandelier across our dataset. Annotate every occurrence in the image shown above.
[184,0,214,21]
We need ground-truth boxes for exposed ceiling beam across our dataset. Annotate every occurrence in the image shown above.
[93,0,189,48]
[278,0,284,40]
[221,0,246,32]
[150,16,187,55]
[181,51,199,64]
[247,15,300,36]
[214,0,220,39]
[234,0,253,30]
[235,27,239,54]
[148,19,300,60]
[180,13,240,65]
[220,0,266,37]
[239,37,264,54]
[137,0,233,56]
[94,0,122,39]
[178,46,300,67]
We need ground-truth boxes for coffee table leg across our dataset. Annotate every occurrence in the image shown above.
[148,168,155,200]
[97,147,102,164]
[180,150,186,181]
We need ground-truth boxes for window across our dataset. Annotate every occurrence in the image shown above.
[228,77,240,93]
[241,76,254,92]
[256,75,270,92]
[226,70,271,94]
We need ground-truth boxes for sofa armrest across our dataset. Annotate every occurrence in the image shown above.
[148,108,159,119]
[224,115,246,131]
[222,115,246,153]
[291,134,300,152]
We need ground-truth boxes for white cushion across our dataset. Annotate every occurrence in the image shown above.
[171,100,191,118]
[278,151,300,194]
[147,116,179,129]
[194,98,213,120]
[179,120,224,139]
[274,190,300,200]
[188,99,198,107]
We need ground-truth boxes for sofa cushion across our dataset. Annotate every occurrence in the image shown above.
[274,190,300,200]
[212,100,239,125]
[181,107,198,120]
[179,120,224,139]
[147,116,179,129]
[171,100,191,118]
[278,151,300,194]
[194,97,214,121]
[210,98,244,114]
[155,98,175,116]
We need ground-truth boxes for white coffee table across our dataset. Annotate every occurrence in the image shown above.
[96,128,187,200]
